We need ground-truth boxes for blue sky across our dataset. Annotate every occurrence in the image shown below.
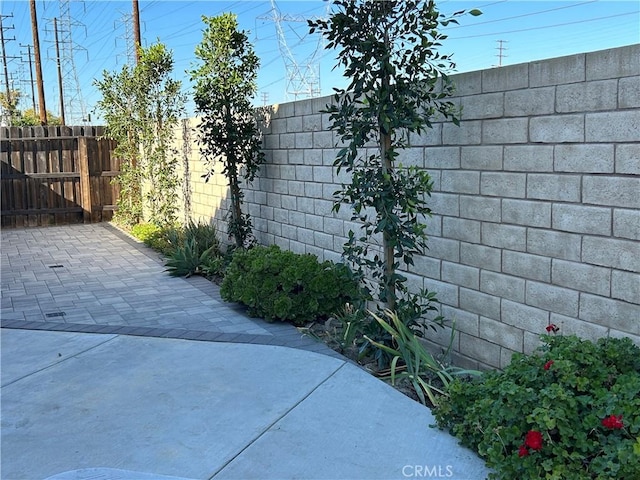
[2,0,639,123]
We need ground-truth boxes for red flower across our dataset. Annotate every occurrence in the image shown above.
[602,415,624,430]
[543,360,554,370]
[518,445,529,457]
[524,430,543,451]
[545,324,559,333]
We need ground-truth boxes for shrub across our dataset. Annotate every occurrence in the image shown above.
[129,222,174,255]
[434,332,640,480]
[165,239,221,278]
[164,221,222,278]
[220,245,361,326]
[130,222,162,242]
[182,220,220,256]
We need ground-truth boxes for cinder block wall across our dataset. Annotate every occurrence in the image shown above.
[178,45,640,370]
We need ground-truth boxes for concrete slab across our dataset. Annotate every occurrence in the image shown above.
[215,362,490,480]
[1,331,346,480]
[1,329,490,480]
[1,329,117,387]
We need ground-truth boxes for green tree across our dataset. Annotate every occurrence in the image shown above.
[95,42,186,227]
[309,1,480,316]
[189,13,264,249]
[0,89,20,119]
[94,62,142,225]
[13,109,62,126]
[0,91,62,126]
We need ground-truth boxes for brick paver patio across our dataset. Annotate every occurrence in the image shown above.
[0,223,340,358]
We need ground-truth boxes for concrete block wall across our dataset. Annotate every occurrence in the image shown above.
[178,45,640,370]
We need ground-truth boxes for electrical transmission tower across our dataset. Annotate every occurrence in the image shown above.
[47,0,88,124]
[258,0,326,101]
[115,12,135,66]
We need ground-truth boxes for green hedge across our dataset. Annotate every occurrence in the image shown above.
[220,245,361,326]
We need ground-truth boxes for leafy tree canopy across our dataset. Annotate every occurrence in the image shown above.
[190,13,264,248]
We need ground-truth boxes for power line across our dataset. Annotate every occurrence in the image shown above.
[445,0,599,30]
[449,11,638,40]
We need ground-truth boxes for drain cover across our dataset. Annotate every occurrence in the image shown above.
[45,312,66,318]
[48,265,64,269]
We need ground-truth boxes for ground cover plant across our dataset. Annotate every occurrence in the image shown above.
[220,245,361,326]
[434,329,640,479]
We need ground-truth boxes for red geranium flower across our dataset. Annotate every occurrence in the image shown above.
[524,430,543,451]
[543,360,554,370]
[518,445,529,457]
[602,414,624,430]
[545,324,559,333]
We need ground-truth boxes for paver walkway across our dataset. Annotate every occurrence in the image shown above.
[0,223,340,359]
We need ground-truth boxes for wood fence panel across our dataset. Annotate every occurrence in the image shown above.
[0,138,11,227]
[24,136,38,226]
[0,126,121,227]
[36,133,52,226]
[93,139,106,223]
[96,137,119,222]
[10,140,23,227]
[61,136,77,224]
[48,138,65,225]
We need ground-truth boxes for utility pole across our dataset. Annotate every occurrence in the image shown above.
[132,0,141,64]
[261,92,269,106]
[30,0,47,125]
[495,39,508,67]
[20,44,37,113]
[0,14,13,106]
[53,17,65,125]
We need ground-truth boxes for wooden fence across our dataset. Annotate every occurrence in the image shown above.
[0,125,121,227]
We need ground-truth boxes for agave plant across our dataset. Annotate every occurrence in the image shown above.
[165,238,218,278]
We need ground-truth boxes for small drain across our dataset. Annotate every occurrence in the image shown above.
[45,312,66,318]
[48,265,64,269]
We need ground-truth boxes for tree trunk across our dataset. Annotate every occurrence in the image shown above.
[228,164,244,249]
[380,26,396,312]
[224,104,244,249]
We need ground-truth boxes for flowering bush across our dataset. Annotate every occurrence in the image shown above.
[434,333,640,479]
